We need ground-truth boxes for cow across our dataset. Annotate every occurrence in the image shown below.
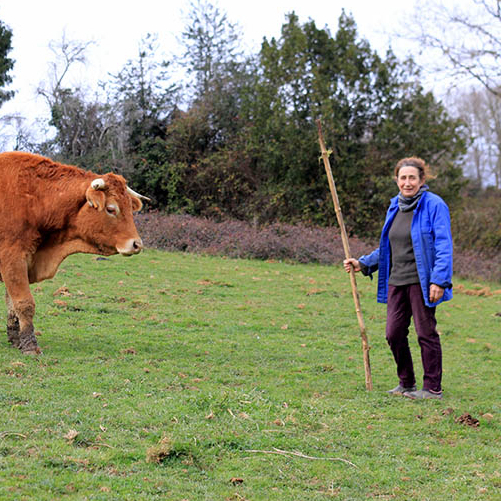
[0,151,149,355]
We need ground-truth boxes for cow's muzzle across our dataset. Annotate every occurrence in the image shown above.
[117,238,144,256]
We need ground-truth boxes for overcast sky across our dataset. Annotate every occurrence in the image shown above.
[0,0,419,147]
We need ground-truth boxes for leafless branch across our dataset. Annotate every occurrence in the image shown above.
[395,0,501,97]
[0,432,27,439]
[245,447,358,467]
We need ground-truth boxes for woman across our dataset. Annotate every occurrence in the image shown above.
[343,157,453,399]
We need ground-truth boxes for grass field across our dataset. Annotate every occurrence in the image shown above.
[0,249,499,500]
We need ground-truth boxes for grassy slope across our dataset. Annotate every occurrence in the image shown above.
[0,250,499,500]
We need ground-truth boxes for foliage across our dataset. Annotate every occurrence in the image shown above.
[40,88,111,165]
[451,188,501,256]
[0,19,14,107]
[232,11,466,235]
[12,5,468,240]
[0,250,499,500]
[108,34,180,157]
[180,0,243,100]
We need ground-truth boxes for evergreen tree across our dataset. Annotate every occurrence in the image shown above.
[0,19,14,107]
[155,0,256,217]
[241,11,466,234]
[108,34,180,200]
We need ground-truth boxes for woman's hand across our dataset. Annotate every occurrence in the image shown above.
[343,258,362,273]
[429,284,444,303]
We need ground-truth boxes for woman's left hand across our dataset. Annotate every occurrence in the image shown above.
[429,284,445,303]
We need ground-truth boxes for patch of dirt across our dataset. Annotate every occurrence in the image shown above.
[53,286,72,297]
[441,407,455,416]
[121,347,136,355]
[454,284,501,297]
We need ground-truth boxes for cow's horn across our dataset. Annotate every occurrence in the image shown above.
[91,178,106,190]
[127,186,151,202]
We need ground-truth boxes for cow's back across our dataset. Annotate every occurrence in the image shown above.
[0,151,86,191]
[0,152,90,239]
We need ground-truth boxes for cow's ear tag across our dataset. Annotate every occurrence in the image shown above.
[85,186,106,211]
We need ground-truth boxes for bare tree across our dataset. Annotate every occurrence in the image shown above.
[36,34,117,161]
[400,0,501,97]
[448,86,501,188]
[484,88,501,187]
[37,33,95,110]
[400,1,501,188]
[0,113,38,151]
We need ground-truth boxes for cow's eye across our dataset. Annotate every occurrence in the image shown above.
[106,205,118,217]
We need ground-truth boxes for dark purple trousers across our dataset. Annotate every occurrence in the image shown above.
[386,284,442,392]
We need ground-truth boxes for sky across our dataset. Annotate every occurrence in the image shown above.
[0,0,419,147]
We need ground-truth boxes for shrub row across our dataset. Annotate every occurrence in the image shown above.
[135,213,501,283]
[451,191,501,255]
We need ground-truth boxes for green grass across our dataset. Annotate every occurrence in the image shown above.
[0,249,499,500]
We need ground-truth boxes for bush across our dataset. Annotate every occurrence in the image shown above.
[451,250,501,283]
[135,213,374,264]
[135,213,501,283]
[452,191,501,255]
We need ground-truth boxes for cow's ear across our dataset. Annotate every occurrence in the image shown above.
[129,195,143,212]
[85,186,106,211]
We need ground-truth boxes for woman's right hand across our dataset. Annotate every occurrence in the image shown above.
[343,258,362,273]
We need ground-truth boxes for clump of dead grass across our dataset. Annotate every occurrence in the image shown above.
[146,436,173,464]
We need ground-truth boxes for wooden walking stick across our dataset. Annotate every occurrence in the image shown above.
[316,120,373,390]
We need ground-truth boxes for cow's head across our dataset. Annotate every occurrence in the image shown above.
[78,173,149,256]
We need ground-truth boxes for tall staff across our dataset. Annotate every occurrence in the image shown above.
[317,120,373,391]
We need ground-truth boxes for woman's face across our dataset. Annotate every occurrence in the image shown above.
[396,166,425,198]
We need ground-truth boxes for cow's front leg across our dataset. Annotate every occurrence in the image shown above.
[15,297,39,354]
[5,291,20,347]
[1,259,40,355]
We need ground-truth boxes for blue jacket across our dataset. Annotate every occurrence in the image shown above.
[359,191,453,307]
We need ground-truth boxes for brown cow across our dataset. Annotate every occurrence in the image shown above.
[0,151,149,355]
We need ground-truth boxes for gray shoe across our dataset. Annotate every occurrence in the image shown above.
[404,389,443,400]
[387,384,417,395]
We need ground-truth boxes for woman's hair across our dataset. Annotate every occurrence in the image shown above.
[394,157,435,181]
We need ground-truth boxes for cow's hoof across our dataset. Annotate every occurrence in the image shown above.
[21,346,42,356]
[19,340,42,355]
[18,328,40,355]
